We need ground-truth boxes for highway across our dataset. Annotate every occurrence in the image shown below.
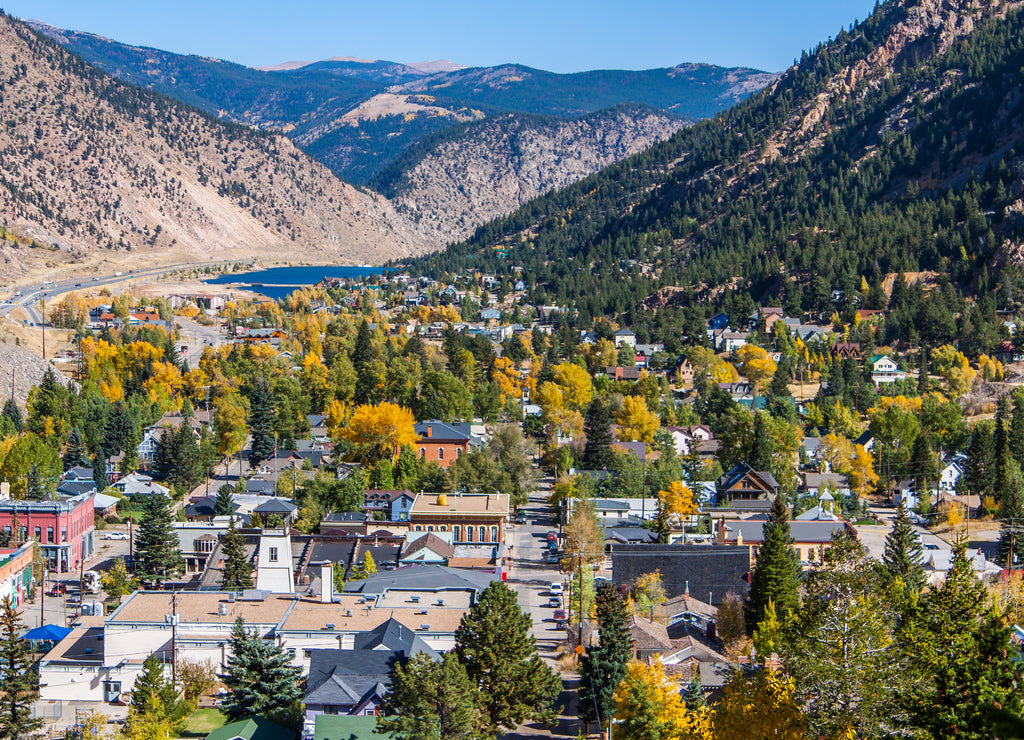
[0,259,244,323]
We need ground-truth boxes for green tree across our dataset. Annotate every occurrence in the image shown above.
[62,426,90,470]
[26,464,47,501]
[0,398,22,434]
[784,531,903,737]
[213,485,235,518]
[418,369,474,423]
[103,400,135,459]
[902,539,1019,738]
[220,518,252,592]
[135,494,184,587]
[247,376,277,468]
[378,652,487,740]
[220,618,303,728]
[455,582,561,733]
[581,398,614,470]
[0,596,44,740]
[579,582,632,729]
[101,558,137,604]
[882,500,926,593]
[127,654,176,723]
[748,411,773,470]
[745,495,800,630]
[996,459,1024,567]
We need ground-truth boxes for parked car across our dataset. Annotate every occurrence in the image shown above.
[547,540,559,552]
[548,597,561,608]
[546,531,559,542]
[550,582,563,596]
[103,532,129,540]
[49,583,67,596]
[547,552,561,565]
[553,609,566,621]
[515,513,528,524]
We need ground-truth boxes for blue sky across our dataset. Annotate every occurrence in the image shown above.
[11,1,879,73]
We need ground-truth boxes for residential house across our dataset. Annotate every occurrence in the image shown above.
[716,518,855,566]
[114,472,170,497]
[604,366,641,382]
[613,328,636,348]
[717,464,779,501]
[831,342,862,360]
[363,490,415,522]
[399,533,455,566]
[870,355,906,386]
[206,718,294,740]
[749,307,784,332]
[801,472,851,499]
[673,358,695,387]
[939,459,965,492]
[720,331,750,352]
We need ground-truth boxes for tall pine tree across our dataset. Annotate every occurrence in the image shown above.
[0,397,22,433]
[220,518,251,592]
[882,501,925,592]
[748,411,773,471]
[220,618,303,728]
[62,427,89,471]
[578,582,632,730]
[247,376,276,468]
[135,493,184,587]
[0,596,44,740]
[378,652,486,740]
[996,459,1024,567]
[746,495,801,630]
[581,398,614,471]
[455,582,561,733]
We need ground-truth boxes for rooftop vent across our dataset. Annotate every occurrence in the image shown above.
[218,603,228,616]
[419,624,430,631]
[345,610,352,617]
[325,623,335,630]
[409,596,420,603]
[417,610,427,615]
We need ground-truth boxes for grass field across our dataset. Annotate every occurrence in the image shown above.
[179,707,227,736]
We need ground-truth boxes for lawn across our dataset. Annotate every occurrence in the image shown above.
[179,707,227,736]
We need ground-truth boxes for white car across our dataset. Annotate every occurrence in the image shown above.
[103,532,129,541]
[549,582,563,596]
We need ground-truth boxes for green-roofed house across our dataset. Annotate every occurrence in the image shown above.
[314,715,394,740]
[205,717,295,740]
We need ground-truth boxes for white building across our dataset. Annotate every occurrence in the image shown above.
[871,355,906,386]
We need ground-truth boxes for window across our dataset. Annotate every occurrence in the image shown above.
[46,527,54,544]
[427,526,434,533]
[453,526,461,541]
[478,526,486,542]
[465,527,473,542]
[419,448,426,459]
[61,527,67,543]
[34,526,41,541]
[19,526,26,542]
[490,526,498,542]
[456,448,462,459]
[269,547,278,563]
[414,525,422,532]
[439,525,447,532]
[438,448,444,461]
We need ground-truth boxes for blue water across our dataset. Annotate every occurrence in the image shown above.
[205,265,384,301]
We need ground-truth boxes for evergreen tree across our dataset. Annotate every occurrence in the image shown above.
[103,400,134,458]
[127,654,175,720]
[151,427,176,484]
[91,454,109,493]
[351,319,374,373]
[135,493,184,587]
[748,411,773,471]
[26,465,47,500]
[247,376,276,468]
[455,582,561,733]
[746,495,801,630]
[908,433,937,504]
[996,460,1024,567]
[961,421,995,504]
[62,427,89,471]
[0,596,44,740]
[581,398,614,471]
[1010,388,1024,467]
[213,485,235,517]
[882,501,925,592]
[220,618,303,727]
[0,398,22,434]
[578,582,632,729]
[902,539,1015,738]
[378,652,487,740]
[220,518,252,592]
[169,425,203,494]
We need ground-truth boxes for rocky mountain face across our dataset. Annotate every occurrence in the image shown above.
[379,107,685,246]
[0,15,427,283]
[27,20,776,185]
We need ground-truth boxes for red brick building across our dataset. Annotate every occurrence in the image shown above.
[0,494,96,572]
[414,421,481,469]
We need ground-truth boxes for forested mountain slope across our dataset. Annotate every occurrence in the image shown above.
[0,14,425,282]
[409,0,1024,347]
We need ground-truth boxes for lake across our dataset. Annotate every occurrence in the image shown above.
[205,265,384,301]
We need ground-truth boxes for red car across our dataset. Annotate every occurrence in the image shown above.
[546,531,558,543]
[49,583,67,596]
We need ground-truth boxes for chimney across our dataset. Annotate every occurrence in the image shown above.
[426,425,433,438]
[736,529,743,547]
[319,561,333,603]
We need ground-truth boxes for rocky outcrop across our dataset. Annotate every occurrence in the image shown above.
[389,108,684,246]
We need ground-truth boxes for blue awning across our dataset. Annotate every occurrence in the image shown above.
[22,624,72,641]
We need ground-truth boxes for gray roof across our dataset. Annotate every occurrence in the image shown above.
[342,564,498,596]
[591,499,631,511]
[352,617,439,657]
[253,498,298,514]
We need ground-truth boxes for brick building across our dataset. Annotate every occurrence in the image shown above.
[414,421,481,468]
[409,493,510,544]
[0,542,34,604]
[0,494,96,572]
